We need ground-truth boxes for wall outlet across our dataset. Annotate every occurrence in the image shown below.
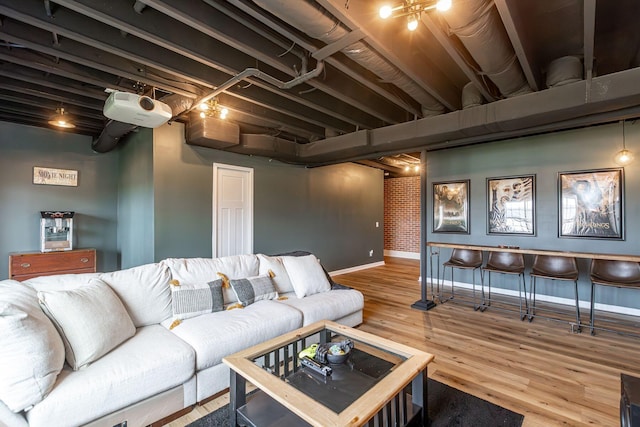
[375,221,379,228]
[369,250,374,257]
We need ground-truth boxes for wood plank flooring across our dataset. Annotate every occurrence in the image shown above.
[167,257,640,426]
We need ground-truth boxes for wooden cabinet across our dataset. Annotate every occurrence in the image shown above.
[9,249,96,281]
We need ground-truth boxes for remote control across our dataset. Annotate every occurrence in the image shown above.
[300,356,332,376]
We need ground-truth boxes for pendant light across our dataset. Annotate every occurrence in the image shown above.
[614,120,634,166]
[48,107,76,129]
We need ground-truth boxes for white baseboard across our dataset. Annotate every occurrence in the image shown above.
[384,250,420,260]
[330,261,385,276]
[432,278,640,317]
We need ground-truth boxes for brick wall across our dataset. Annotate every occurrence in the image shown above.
[384,176,420,253]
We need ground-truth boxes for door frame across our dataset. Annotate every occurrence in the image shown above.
[212,163,254,258]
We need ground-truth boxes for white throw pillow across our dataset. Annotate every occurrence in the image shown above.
[257,254,294,293]
[98,263,172,327]
[38,279,136,371]
[0,280,65,412]
[282,255,331,298]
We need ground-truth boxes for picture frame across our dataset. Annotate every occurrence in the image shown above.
[558,168,624,240]
[487,175,536,235]
[432,180,470,233]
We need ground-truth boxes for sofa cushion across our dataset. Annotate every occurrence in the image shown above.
[229,274,278,307]
[0,280,65,413]
[279,289,364,326]
[23,273,100,292]
[163,254,260,305]
[170,278,224,324]
[25,325,195,427]
[98,263,172,327]
[38,280,136,370]
[257,254,294,293]
[282,254,331,298]
[165,300,302,370]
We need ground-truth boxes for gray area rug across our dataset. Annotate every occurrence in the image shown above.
[187,379,524,427]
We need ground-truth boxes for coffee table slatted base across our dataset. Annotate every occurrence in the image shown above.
[237,388,423,427]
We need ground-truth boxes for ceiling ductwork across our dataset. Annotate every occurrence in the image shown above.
[1,0,639,170]
[546,56,584,88]
[442,0,531,98]
[251,0,446,117]
[91,120,137,153]
[462,82,484,109]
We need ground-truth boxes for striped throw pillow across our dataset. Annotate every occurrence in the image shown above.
[169,279,224,328]
[229,274,278,307]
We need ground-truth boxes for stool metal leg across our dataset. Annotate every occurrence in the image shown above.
[573,279,581,332]
[528,276,537,322]
[590,283,596,335]
[519,272,528,321]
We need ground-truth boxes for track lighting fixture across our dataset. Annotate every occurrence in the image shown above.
[198,99,229,120]
[379,0,452,31]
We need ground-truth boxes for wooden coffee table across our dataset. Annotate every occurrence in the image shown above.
[223,320,434,426]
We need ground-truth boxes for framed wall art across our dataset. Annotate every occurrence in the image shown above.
[558,168,624,240]
[432,180,470,233]
[487,174,535,235]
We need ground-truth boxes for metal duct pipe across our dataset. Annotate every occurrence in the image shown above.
[161,93,194,116]
[91,120,137,153]
[462,82,484,108]
[251,0,445,116]
[184,63,324,114]
[443,0,530,97]
[546,56,583,88]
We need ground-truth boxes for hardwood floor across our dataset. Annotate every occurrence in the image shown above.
[168,256,640,426]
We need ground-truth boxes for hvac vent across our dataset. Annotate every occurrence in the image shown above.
[186,116,240,149]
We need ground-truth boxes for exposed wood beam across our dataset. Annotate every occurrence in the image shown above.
[494,0,541,91]
[583,0,596,101]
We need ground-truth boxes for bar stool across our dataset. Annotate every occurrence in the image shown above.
[481,251,527,319]
[441,248,484,309]
[528,255,580,330]
[589,259,640,335]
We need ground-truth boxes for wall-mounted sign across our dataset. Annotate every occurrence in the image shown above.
[33,167,78,187]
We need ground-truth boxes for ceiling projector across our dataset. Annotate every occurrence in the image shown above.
[103,91,172,128]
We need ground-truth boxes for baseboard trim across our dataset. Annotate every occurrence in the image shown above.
[384,250,420,260]
[435,278,640,317]
[330,261,385,276]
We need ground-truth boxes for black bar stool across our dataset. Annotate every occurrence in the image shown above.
[481,251,527,320]
[529,255,580,330]
[589,259,640,335]
[441,248,484,309]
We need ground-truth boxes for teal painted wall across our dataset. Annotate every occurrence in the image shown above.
[0,121,384,278]
[117,128,155,269]
[150,123,384,271]
[426,121,640,308]
[0,122,120,278]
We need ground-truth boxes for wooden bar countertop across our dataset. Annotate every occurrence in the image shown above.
[427,241,640,262]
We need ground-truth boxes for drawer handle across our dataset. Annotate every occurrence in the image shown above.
[80,258,89,263]
[20,263,31,268]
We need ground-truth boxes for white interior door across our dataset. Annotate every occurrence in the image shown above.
[212,163,253,257]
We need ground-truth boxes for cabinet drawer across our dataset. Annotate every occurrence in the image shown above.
[9,249,96,279]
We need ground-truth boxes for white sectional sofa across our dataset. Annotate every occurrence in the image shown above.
[0,252,364,427]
